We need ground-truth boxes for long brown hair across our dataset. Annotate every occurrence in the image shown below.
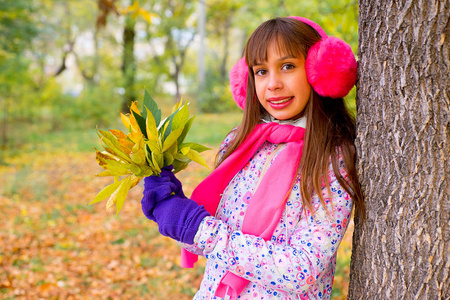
[218,17,365,220]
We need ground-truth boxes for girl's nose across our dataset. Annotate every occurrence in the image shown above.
[267,74,283,91]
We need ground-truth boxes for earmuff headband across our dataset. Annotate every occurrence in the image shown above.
[230,16,358,109]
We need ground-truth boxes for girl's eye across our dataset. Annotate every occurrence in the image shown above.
[255,69,267,76]
[282,63,295,70]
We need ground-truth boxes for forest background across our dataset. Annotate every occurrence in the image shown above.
[0,0,359,299]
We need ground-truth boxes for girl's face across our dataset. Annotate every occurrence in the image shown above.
[252,43,311,120]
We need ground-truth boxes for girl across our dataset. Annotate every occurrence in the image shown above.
[141,16,365,300]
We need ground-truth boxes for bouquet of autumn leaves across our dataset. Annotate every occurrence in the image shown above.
[90,90,210,215]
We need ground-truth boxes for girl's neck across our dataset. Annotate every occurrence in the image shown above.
[261,112,307,128]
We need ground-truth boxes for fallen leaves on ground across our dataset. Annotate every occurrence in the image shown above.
[0,149,353,299]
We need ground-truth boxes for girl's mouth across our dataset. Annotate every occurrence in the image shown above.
[268,96,294,109]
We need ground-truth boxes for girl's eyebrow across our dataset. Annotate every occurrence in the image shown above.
[279,55,297,60]
[252,55,298,67]
[253,55,298,66]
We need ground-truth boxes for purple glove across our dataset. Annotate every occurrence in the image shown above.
[151,195,211,244]
[141,166,178,219]
[161,166,186,198]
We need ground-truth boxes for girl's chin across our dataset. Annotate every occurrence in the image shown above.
[268,111,305,121]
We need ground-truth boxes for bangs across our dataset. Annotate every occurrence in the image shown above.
[244,18,320,67]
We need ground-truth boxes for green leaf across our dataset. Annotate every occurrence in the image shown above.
[139,165,154,177]
[143,89,161,125]
[186,148,209,169]
[145,139,160,154]
[144,146,157,171]
[177,116,195,145]
[159,106,181,140]
[162,128,183,152]
[173,160,189,174]
[164,152,174,166]
[90,180,122,205]
[131,110,147,139]
[174,153,190,162]
[130,148,146,166]
[171,103,189,131]
[151,151,163,173]
[129,164,142,176]
[180,142,211,153]
[166,139,178,156]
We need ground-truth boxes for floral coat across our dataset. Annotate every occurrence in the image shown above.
[180,127,353,300]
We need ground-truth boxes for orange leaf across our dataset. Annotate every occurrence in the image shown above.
[130,101,141,115]
[118,138,134,154]
[109,129,127,140]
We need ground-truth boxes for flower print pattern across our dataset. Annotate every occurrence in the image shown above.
[180,131,353,300]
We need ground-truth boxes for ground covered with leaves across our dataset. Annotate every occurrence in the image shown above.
[0,150,353,299]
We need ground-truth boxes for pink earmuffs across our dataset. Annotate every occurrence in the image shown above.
[229,16,358,110]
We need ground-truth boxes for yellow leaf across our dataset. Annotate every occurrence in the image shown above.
[120,112,131,130]
[95,170,121,177]
[100,136,133,164]
[90,180,122,205]
[128,130,142,144]
[171,98,183,113]
[186,149,209,169]
[130,176,143,189]
[180,147,190,156]
[129,113,142,135]
[145,108,158,141]
[103,163,131,176]
[105,176,132,214]
[95,148,115,168]
[162,128,183,152]
[131,136,144,152]
[115,176,133,215]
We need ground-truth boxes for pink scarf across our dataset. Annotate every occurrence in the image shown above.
[182,122,305,299]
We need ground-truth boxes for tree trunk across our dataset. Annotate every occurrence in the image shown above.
[121,14,136,112]
[348,0,449,299]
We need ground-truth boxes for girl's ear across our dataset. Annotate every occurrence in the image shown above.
[289,16,357,99]
[229,57,248,110]
[305,37,357,99]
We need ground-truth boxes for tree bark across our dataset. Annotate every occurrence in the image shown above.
[349,0,449,299]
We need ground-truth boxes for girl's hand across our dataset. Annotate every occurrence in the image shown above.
[141,167,178,219]
[161,165,186,198]
[150,195,210,244]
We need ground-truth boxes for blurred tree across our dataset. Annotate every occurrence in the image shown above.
[0,0,38,148]
[98,0,156,112]
[122,4,137,112]
[155,0,197,101]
